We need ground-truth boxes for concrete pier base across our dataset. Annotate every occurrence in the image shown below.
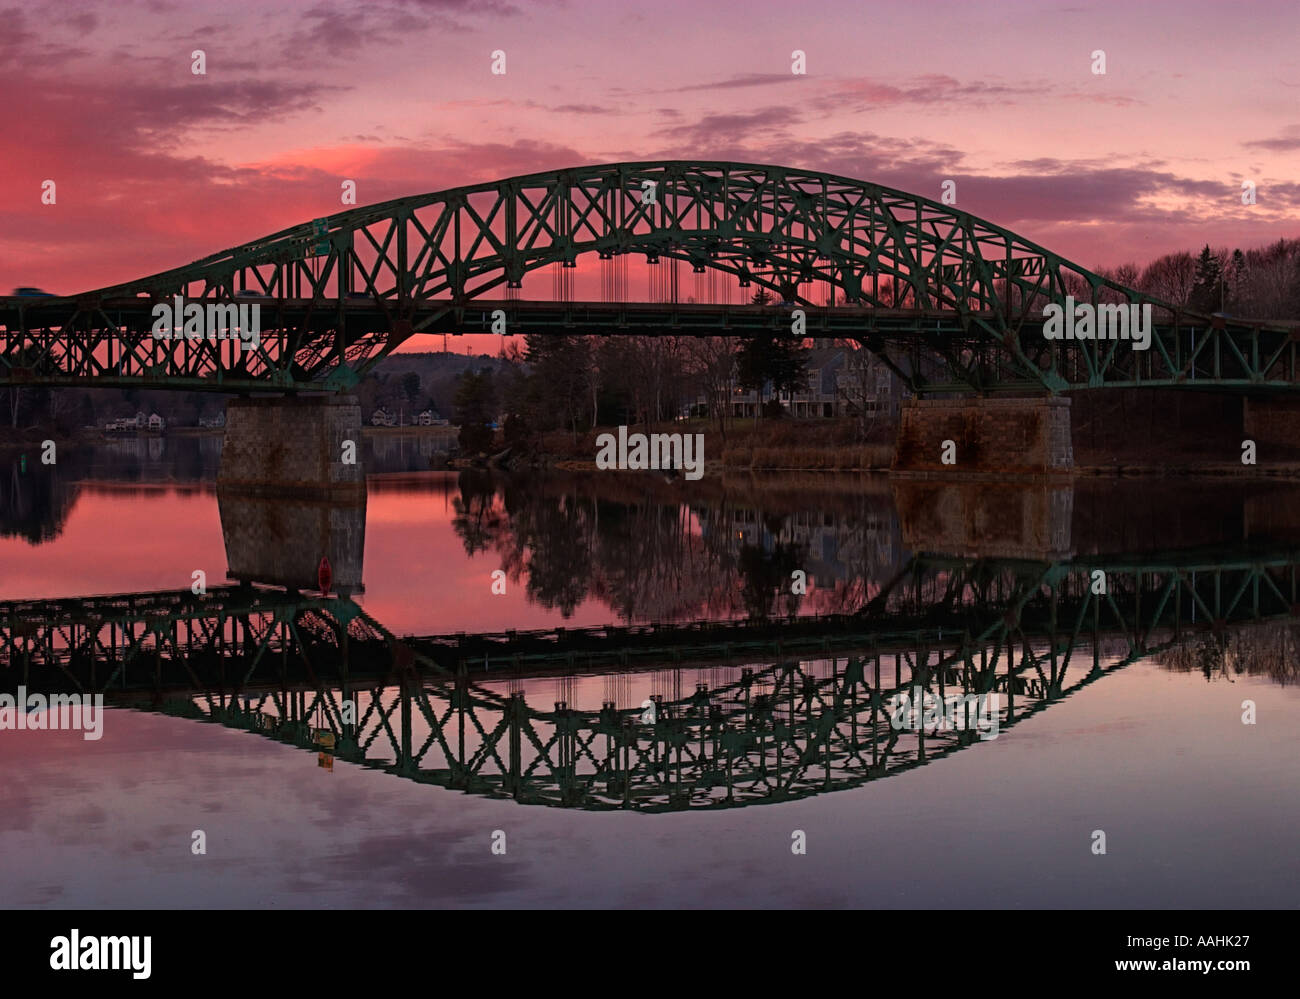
[218,395,365,499]
[217,395,367,592]
[892,480,1074,561]
[892,396,1073,478]
[218,488,365,594]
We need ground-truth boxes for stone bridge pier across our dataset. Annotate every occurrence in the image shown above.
[892,396,1073,478]
[217,395,366,592]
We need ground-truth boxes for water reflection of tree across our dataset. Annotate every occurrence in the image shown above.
[592,500,730,623]
[450,470,505,555]
[452,479,900,623]
[737,538,807,620]
[2,439,228,545]
[1154,622,1300,686]
[1,455,77,543]
[499,490,595,617]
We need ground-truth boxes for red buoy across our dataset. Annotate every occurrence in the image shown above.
[318,556,333,595]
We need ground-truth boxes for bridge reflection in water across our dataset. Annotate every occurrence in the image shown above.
[4,544,1297,812]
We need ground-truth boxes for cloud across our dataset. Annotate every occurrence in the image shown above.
[648,127,964,186]
[280,0,520,57]
[659,106,804,147]
[394,0,520,11]
[819,73,1041,110]
[671,73,807,93]
[550,103,617,115]
[632,122,1300,267]
[1244,126,1300,152]
[809,73,1140,113]
[0,128,590,293]
[0,6,92,68]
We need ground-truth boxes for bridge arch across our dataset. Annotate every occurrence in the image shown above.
[2,161,1294,394]
[87,160,1145,319]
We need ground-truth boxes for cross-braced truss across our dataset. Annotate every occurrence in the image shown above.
[3,162,1296,394]
[6,545,1298,810]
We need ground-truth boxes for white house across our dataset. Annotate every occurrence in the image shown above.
[778,344,847,418]
[106,413,151,432]
[148,413,166,432]
[371,408,396,427]
[717,340,906,422]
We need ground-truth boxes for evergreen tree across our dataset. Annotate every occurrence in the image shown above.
[522,335,592,435]
[1227,248,1246,311]
[452,368,498,455]
[736,333,808,404]
[1189,244,1224,313]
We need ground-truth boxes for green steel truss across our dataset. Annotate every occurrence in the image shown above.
[2,162,1295,395]
[6,546,1298,810]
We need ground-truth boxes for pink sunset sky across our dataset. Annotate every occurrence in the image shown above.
[3,0,1298,301]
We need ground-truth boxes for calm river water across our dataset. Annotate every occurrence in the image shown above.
[1,436,1297,908]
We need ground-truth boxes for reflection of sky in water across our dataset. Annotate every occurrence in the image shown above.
[0,472,901,631]
[4,453,1300,907]
[0,480,615,633]
[2,662,1297,908]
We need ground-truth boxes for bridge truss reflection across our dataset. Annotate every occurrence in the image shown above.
[4,545,1298,811]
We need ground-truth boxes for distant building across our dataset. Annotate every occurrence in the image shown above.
[147,413,165,432]
[835,344,909,424]
[371,408,397,427]
[694,502,904,587]
[707,339,906,422]
[416,409,442,426]
[723,342,846,419]
[106,413,152,432]
[779,343,847,418]
[198,412,226,429]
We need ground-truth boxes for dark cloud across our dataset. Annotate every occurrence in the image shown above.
[281,0,519,57]
[0,6,92,68]
[110,78,337,126]
[1244,126,1300,152]
[286,3,431,56]
[637,123,1300,264]
[660,106,804,146]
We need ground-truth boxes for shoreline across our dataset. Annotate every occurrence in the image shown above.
[5,423,1297,480]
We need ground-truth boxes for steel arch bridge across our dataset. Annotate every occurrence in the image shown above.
[6,545,1299,810]
[3,161,1296,395]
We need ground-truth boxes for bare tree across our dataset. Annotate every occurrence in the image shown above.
[1237,239,1300,319]
[1139,251,1197,305]
[685,336,737,440]
[834,341,886,442]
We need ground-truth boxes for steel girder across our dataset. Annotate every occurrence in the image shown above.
[3,161,1296,394]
